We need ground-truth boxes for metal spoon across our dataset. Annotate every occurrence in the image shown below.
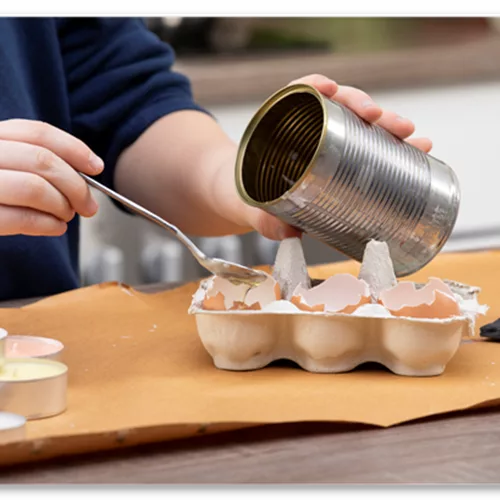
[81,174,268,287]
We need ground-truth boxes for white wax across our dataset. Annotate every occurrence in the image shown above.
[0,412,26,431]
[0,359,67,381]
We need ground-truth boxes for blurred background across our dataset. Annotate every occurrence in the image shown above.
[80,17,500,287]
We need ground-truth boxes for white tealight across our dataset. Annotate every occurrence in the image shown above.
[0,358,68,420]
[0,411,26,445]
[0,411,26,430]
[0,359,66,381]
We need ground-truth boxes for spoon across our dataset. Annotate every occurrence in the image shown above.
[80,174,268,287]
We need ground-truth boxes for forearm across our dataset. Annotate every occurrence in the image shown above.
[114,110,253,237]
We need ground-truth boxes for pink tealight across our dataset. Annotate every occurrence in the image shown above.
[5,335,64,361]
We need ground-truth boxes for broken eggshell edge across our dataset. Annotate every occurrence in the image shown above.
[189,275,477,377]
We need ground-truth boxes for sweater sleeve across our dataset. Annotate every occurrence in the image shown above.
[56,17,209,191]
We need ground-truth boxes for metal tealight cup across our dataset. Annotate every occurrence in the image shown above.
[235,84,460,277]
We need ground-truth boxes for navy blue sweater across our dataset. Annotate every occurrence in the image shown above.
[0,17,205,300]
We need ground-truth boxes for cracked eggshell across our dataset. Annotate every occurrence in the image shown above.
[379,278,462,320]
[290,274,371,313]
[190,275,476,376]
[194,273,281,312]
[189,232,486,376]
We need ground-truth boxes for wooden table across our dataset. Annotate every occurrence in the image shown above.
[1,284,500,484]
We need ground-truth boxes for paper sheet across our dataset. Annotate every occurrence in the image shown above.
[1,250,500,467]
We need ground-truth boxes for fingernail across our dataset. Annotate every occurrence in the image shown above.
[362,99,375,108]
[89,152,104,173]
[396,115,408,122]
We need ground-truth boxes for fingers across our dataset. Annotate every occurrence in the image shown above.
[332,85,384,123]
[333,88,431,148]
[0,205,67,237]
[289,75,431,147]
[289,74,338,99]
[291,76,413,135]
[0,119,102,218]
[0,119,104,175]
[0,140,98,217]
[0,170,75,223]
[374,110,415,139]
[406,137,433,153]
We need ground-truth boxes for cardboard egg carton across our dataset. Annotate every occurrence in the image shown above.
[189,239,487,377]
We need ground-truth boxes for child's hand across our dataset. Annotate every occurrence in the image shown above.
[245,74,432,241]
[289,74,432,153]
[0,119,102,236]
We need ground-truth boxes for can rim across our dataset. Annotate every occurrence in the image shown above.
[235,83,328,208]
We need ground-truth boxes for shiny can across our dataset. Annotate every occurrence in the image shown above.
[235,83,460,277]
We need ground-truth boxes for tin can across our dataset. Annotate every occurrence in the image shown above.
[235,83,460,277]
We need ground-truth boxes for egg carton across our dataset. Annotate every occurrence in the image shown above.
[189,240,487,377]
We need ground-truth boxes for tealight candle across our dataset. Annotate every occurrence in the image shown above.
[0,358,68,420]
[0,411,26,445]
[5,335,64,361]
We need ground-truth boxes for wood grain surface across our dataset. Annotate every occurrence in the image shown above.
[1,409,500,483]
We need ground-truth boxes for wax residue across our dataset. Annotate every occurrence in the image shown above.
[5,337,62,358]
[0,360,65,381]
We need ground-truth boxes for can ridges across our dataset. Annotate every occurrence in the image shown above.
[235,83,460,277]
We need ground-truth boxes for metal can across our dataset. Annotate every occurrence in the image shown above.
[235,83,460,277]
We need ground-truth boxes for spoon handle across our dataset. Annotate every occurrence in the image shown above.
[80,173,205,262]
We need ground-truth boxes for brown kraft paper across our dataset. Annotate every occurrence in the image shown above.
[0,250,500,467]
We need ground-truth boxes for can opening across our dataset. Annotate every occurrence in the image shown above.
[240,91,323,204]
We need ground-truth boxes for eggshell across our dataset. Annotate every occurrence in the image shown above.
[190,238,487,377]
[379,278,461,319]
[199,274,280,312]
[201,277,248,310]
[290,274,371,314]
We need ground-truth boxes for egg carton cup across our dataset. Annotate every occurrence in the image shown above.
[190,239,487,377]
[194,303,471,377]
